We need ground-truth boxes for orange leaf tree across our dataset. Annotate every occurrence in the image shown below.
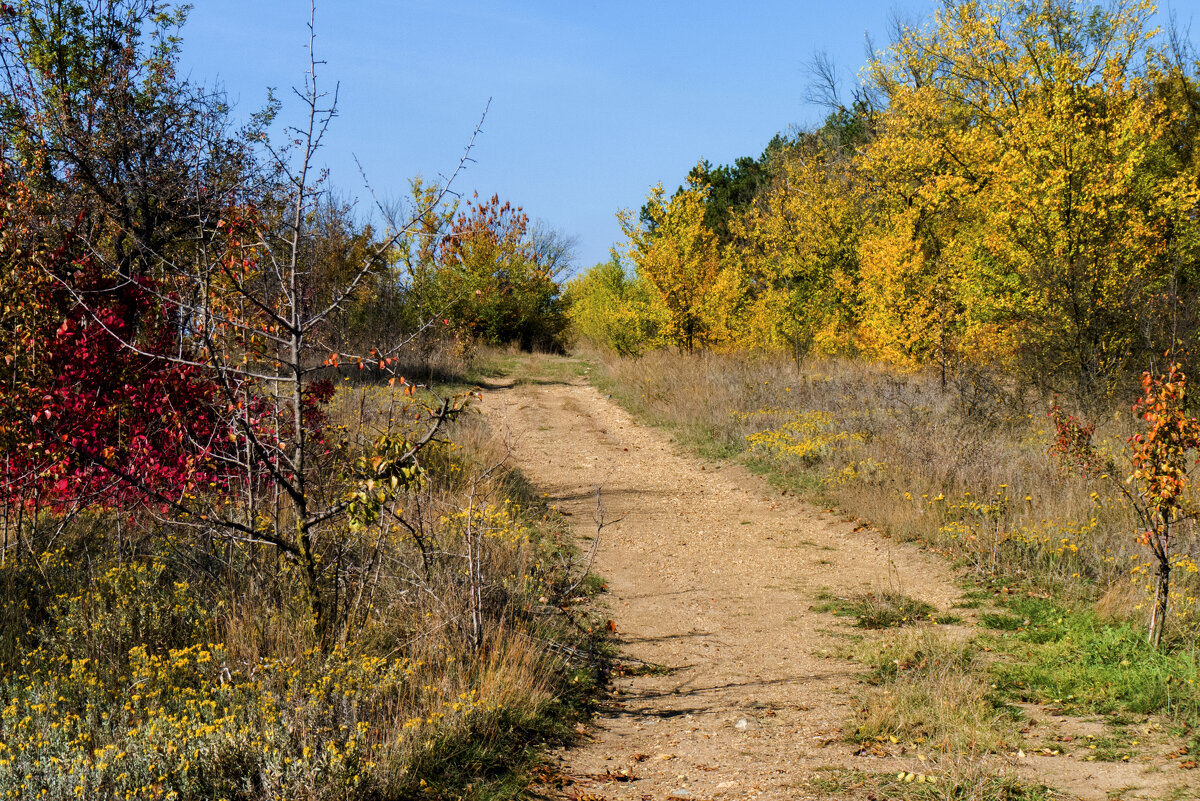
[1128,364,1200,647]
[1051,362,1200,647]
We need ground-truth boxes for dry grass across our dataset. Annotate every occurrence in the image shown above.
[850,629,1020,756]
[804,763,1052,801]
[0,377,603,800]
[591,349,1200,634]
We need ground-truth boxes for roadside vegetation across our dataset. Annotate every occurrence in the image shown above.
[7,0,1200,797]
[565,3,1200,796]
[0,2,592,799]
[588,348,1200,796]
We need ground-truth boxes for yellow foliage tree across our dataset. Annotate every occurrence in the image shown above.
[599,0,1200,392]
[727,142,862,362]
[854,80,988,378]
[862,0,1197,393]
[565,253,668,356]
[618,170,730,352]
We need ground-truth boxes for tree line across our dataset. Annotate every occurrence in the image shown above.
[571,0,1200,400]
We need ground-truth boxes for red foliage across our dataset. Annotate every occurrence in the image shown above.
[0,248,235,513]
[1048,400,1099,476]
[0,171,348,516]
[1129,364,1200,516]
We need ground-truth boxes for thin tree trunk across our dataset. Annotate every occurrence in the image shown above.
[1150,555,1170,649]
[1149,515,1171,649]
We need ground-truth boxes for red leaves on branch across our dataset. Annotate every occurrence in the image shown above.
[0,232,233,513]
[1129,363,1200,515]
[1048,401,1100,476]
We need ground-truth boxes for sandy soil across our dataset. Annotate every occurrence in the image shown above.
[482,368,1200,801]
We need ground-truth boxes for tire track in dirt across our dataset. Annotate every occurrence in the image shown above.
[484,370,1198,801]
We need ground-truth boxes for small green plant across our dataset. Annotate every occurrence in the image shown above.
[814,591,938,629]
[801,767,1053,801]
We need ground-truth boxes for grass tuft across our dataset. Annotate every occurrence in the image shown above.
[849,629,1021,756]
[815,591,940,629]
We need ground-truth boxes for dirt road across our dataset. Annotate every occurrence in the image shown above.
[483,370,962,799]
[483,365,1198,801]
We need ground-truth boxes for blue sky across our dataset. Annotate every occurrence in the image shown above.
[180,1,1196,273]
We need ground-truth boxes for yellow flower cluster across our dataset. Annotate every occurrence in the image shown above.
[740,408,853,465]
[440,501,532,546]
[918,490,1097,573]
[0,557,514,800]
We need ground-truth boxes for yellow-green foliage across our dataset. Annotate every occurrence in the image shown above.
[616,169,747,353]
[600,0,1200,395]
[564,255,667,356]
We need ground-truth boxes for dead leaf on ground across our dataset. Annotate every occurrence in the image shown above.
[599,768,636,782]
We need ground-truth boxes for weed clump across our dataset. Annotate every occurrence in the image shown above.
[849,630,1020,756]
[814,591,940,629]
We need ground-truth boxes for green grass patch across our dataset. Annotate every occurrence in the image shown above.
[979,612,1025,631]
[814,591,940,629]
[466,350,592,387]
[1087,729,1135,762]
[984,596,1200,720]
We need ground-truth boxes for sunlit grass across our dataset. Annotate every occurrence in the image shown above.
[0,377,605,800]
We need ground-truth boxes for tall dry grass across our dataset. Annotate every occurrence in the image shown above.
[0,379,602,800]
[592,349,1200,630]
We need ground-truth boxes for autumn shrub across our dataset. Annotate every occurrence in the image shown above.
[401,188,572,356]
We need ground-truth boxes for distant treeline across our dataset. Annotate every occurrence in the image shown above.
[570,0,1200,399]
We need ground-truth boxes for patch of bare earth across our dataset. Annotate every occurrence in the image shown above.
[482,368,1199,801]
